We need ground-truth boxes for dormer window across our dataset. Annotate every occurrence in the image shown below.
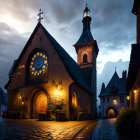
[83,54,87,63]
[110,86,117,93]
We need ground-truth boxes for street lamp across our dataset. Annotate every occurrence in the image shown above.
[127,96,130,100]
[113,98,117,106]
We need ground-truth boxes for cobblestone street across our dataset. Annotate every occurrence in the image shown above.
[93,118,140,140]
[0,117,97,140]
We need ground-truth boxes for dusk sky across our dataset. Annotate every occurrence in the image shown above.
[0,0,136,97]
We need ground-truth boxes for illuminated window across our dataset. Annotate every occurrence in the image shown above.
[30,52,48,76]
[72,92,77,107]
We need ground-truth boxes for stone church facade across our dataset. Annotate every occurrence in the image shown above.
[99,71,129,119]
[5,6,99,120]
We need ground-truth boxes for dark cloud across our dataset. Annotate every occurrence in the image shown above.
[0,22,27,87]
[0,0,136,88]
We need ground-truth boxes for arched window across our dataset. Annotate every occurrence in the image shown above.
[83,54,87,63]
[72,92,77,107]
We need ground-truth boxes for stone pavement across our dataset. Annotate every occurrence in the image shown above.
[93,118,140,140]
[0,117,96,140]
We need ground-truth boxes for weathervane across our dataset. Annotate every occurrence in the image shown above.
[38,9,43,22]
[85,2,88,7]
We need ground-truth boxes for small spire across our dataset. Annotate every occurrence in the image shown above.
[115,66,117,72]
[38,9,43,22]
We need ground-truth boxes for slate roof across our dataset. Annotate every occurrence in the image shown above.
[127,44,140,91]
[9,60,17,75]
[5,22,93,94]
[99,71,128,97]
[74,29,94,46]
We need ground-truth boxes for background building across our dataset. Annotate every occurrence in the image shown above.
[0,88,7,116]
[99,70,129,119]
[5,6,99,120]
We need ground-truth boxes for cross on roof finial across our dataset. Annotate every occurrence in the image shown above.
[85,2,88,7]
[38,9,43,22]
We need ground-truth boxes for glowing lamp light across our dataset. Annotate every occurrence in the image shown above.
[113,99,117,106]
[133,89,137,94]
[127,96,130,100]
[22,101,24,105]
[55,90,59,94]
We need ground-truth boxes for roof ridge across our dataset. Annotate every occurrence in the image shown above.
[40,23,93,93]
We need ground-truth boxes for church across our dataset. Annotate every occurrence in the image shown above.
[5,6,99,120]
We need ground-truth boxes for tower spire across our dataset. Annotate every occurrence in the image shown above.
[83,4,91,31]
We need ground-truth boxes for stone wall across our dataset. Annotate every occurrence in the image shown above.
[100,95,129,118]
[7,26,73,119]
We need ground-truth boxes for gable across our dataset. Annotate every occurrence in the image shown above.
[5,23,93,94]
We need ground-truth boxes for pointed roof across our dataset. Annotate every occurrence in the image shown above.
[74,29,94,46]
[5,22,93,94]
[99,71,128,97]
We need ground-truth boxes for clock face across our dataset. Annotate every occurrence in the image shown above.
[30,52,48,76]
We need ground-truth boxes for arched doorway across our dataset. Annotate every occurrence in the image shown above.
[32,91,48,118]
[70,91,77,120]
[107,108,117,118]
[36,94,47,113]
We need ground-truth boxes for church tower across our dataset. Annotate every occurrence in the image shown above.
[74,5,99,117]
[74,5,99,89]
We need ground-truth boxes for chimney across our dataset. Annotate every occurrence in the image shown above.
[122,70,127,78]
[100,83,105,94]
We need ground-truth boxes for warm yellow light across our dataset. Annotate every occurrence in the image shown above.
[30,65,32,69]
[32,67,35,71]
[39,70,42,73]
[84,11,88,17]
[32,57,34,60]
[37,52,39,55]
[31,62,33,65]
[22,101,24,105]
[32,72,34,75]
[40,53,43,56]
[113,99,117,106]
[34,55,36,58]
[44,61,47,64]
[43,55,45,58]
[134,89,137,94]
[55,90,59,94]
[43,65,46,69]
[19,95,22,99]
[127,96,130,100]
[72,92,77,107]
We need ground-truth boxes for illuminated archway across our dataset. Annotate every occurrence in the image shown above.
[35,93,47,114]
[107,108,116,118]
[72,92,77,107]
